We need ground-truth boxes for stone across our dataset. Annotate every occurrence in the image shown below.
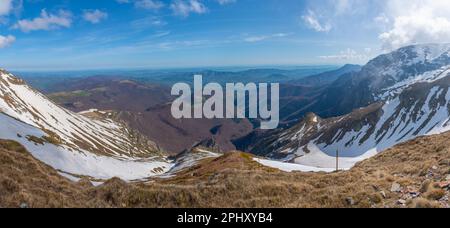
[437,181,450,189]
[20,203,28,209]
[397,199,407,205]
[345,197,355,206]
[380,191,387,199]
[391,182,402,193]
[432,166,438,170]
[406,186,420,198]
[445,174,450,181]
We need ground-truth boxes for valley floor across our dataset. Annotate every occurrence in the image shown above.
[1,131,449,208]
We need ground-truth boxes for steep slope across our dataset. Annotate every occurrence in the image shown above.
[2,131,450,208]
[115,105,253,154]
[289,64,362,87]
[0,69,173,180]
[246,44,450,169]
[278,64,362,125]
[43,76,254,155]
[312,44,450,118]
[0,139,92,208]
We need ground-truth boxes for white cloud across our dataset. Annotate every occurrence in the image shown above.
[135,0,165,10]
[378,0,450,51]
[0,0,13,16]
[83,9,108,24]
[216,0,236,5]
[302,0,450,50]
[333,0,352,15]
[319,48,374,62]
[116,0,164,10]
[244,33,290,42]
[301,0,372,33]
[374,14,389,25]
[13,9,72,32]
[0,35,15,48]
[171,0,207,17]
[302,10,331,32]
[131,16,167,29]
[152,31,171,38]
[331,0,370,16]
[244,36,267,43]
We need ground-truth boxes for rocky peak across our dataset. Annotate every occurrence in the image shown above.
[304,112,320,124]
[360,44,450,91]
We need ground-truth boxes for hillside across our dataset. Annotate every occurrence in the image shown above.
[0,140,90,208]
[0,69,176,180]
[44,76,254,154]
[1,130,449,208]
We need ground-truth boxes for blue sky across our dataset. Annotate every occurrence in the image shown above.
[0,0,449,71]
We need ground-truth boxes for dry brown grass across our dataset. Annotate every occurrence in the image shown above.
[408,197,442,208]
[0,140,92,208]
[1,130,450,208]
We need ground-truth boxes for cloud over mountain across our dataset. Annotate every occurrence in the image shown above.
[302,0,450,50]
[379,0,450,50]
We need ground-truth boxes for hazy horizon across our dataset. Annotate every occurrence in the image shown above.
[2,0,449,70]
[9,64,341,74]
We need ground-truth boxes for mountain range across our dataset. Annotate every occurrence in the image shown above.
[239,44,450,168]
[1,44,450,207]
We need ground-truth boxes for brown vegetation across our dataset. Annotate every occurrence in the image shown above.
[0,140,89,208]
[1,129,450,208]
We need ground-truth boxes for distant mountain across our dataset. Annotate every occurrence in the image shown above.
[278,64,362,124]
[47,76,172,112]
[43,77,253,154]
[288,64,362,87]
[130,67,338,85]
[17,66,337,93]
[242,44,450,169]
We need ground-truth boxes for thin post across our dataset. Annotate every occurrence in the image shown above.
[336,149,339,172]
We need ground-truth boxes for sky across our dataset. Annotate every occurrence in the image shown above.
[0,0,450,71]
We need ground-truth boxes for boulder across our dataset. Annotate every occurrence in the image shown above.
[345,197,355,206]
[391,182,402,193]
[380,191,387,199]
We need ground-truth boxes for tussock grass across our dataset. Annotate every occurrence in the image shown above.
[1,129,450,208]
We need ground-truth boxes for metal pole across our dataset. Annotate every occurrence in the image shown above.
[336,149,339,172]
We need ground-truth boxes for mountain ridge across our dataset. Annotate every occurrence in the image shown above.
[243,44,450,170]
[0,69,177,180]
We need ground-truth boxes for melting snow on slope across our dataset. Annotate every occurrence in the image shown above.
[0,113,173,180]
[0,70,155,158]
[378,66,450,100]
[254,158,337,173]
[293,143,377,170]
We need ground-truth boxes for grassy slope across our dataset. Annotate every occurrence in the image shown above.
[1,131,449,208]
[0,140,90,208]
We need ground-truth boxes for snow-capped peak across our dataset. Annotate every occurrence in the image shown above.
[248,44,450,171]
[409,43,450,62]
